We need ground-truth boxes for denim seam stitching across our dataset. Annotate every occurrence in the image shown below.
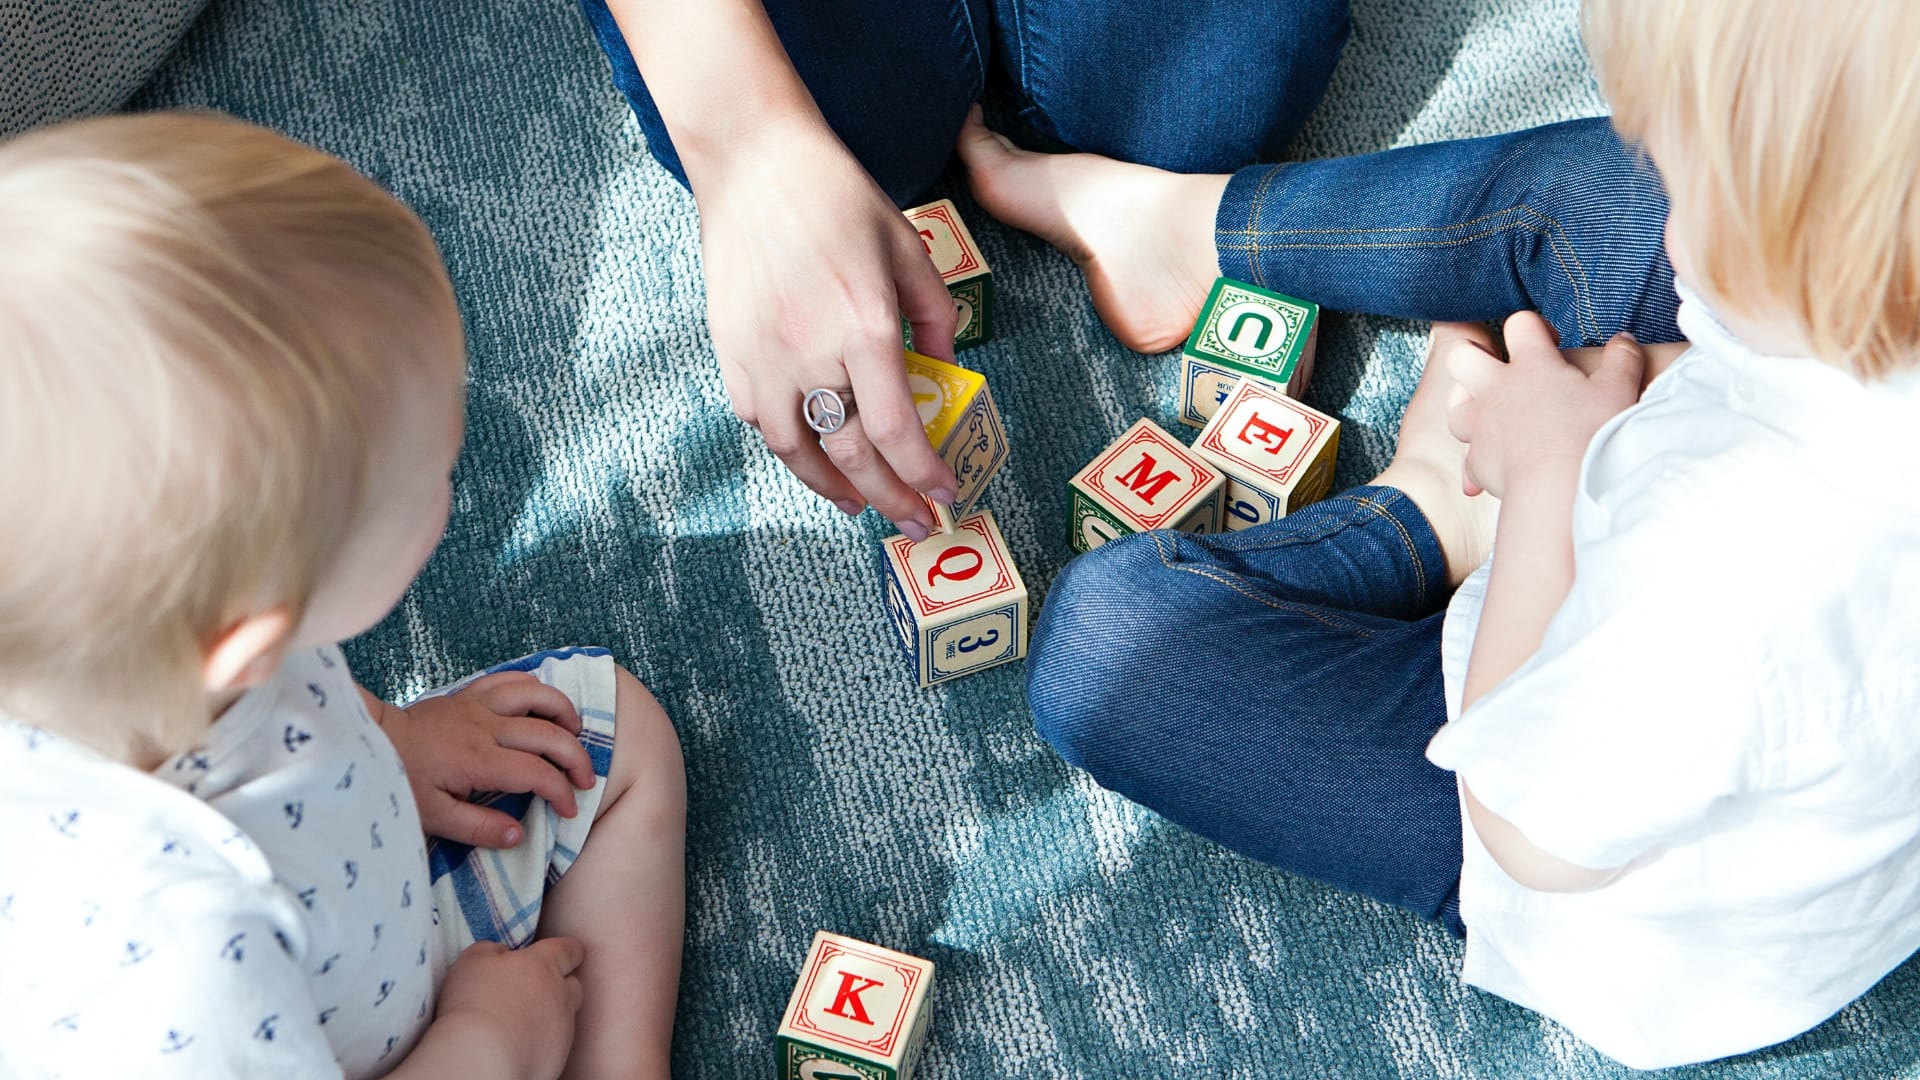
[1146,527,1377,636]
[1350,494,1430,604]
[949,0,986,101]
[1218,205,1600,341]
[1240,166,1285,288]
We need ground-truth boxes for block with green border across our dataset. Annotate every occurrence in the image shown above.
[1065,418,1223,554]
[1177,277,1319,428]
[904,199,994,350]
[777,931,936,1079]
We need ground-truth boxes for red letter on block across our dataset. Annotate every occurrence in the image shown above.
[1114,454,1179,505]
[927,545,983,587]
[825,972,884,1025]
[1236,412,1295,456]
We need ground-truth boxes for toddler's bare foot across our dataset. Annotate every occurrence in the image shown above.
[956,107,1226,354]
[1375,323,1502,586]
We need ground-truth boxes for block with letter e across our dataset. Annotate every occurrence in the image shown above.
[1178,276,1320,429]
[904,350,1007,532]
[881,509,1028,687]
[904,198,994,350]
[1193,378,1340,530]
[1066,418,1224,554]
[778,931,936,1080]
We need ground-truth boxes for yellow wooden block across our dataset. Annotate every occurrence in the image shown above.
[904,350,985,453]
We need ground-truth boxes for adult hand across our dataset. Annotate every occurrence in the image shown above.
[366,673,594,848]
[434,938,586,1080]
[693,117,959,540]
[1443,312,1646,499]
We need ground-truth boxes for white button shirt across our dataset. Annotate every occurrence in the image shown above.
[1428,284,1920,1069]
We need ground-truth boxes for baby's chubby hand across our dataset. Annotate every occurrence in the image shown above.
[1443,312,1646,500]
[364,672,596,848]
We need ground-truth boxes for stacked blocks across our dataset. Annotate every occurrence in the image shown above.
[905,349,1008,533]
[1066,418,1224,554]
[881,509,1028,688]
[904,199,994,350]
[1179,277,1320,429]
[778,931,936,1080]
[1193,378,1341,530]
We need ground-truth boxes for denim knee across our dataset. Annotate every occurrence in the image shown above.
[1026,533,1191,776]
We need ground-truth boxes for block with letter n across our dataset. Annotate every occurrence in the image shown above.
[777,931,936,1080]
[1178,276,1320,429]
[880,509,1028,688]
[1066,418,1224,554]
[1193,378,1340,530]
[904,350,1008,533]
[904,198,994,349]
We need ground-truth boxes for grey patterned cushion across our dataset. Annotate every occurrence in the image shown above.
[1,0,209,136]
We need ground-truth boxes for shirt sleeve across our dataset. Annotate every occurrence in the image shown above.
[1427,473,1777,871]
[5,876,343,1080]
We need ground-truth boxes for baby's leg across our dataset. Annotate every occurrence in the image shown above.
[959,113,1676,356]
[539,666,686,1078]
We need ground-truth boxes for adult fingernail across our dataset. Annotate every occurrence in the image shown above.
[900,520,931,543]
[835,499,864,517]
[930,487,957,506]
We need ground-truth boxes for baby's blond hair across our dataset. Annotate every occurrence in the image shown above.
[0,113,461,764]
[1584,0,1920,376]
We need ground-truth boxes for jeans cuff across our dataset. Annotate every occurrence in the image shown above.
[1213,163,1292,287]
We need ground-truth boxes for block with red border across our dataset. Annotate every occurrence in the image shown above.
[904,350,1007,533]
[777,931,936,1080]
[881,509,1028,687]
[1177,277,1320,429]
[904,198,994,350]
[1193,378,1340,530]
[1066,418,1224,554]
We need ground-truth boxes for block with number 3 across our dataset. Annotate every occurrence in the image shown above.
[904,350,1007,532]
[1178,276,1320,429]
[1193,378,1340,530]
[777,931,936,1080]
[1066,418,1224,554]
[904,198,994,350]
[881,509,1027,687]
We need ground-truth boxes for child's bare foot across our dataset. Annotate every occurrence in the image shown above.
[956,107,1227,354]
[1374,323,1502,586]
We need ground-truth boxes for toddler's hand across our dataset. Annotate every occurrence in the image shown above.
[1444,312,1646,499]
[371,672,595,848]
[436,938,585,1080]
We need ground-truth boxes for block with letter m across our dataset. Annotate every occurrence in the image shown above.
[1066,418,1224,554]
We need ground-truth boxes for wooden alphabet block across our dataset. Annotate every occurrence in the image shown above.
[881,509,1028,687]
[777,931,936,1080]
[1066,418,1224,554]
[903,350,1007,532]
[1178,276,1320,429]
[904,198,994,350]
[1193,378,1340,530]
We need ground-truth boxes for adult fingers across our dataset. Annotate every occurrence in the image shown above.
[494,715,595,790]
[894,222,960,366]
[429,796,525,849]
[820,409,935,540]
[488,749,581,819]
[759,389,866,515]
[843,331,958,503]
[467,673,582,735]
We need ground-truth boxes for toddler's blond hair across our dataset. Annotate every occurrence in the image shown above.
[0,113,461,765]
[1584,0,1920,376]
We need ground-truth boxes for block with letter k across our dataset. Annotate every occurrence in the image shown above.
[777,931,937,1080]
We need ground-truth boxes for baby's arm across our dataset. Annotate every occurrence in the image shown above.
[362,675,595,849]
[1446,317,1649,891]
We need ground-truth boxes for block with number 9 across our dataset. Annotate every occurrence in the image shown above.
[1192,378,1340,530]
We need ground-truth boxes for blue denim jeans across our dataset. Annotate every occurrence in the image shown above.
[577,2,1679,346]
[1026,487,1465,935]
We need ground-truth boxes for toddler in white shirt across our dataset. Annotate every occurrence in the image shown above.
[0,113,686,1078]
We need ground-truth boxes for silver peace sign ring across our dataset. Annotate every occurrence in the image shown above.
[802,387,856,435]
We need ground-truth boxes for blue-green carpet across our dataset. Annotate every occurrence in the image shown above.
[126,0,1920,1075]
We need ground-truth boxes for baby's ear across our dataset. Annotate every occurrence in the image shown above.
[202,606,297,693]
